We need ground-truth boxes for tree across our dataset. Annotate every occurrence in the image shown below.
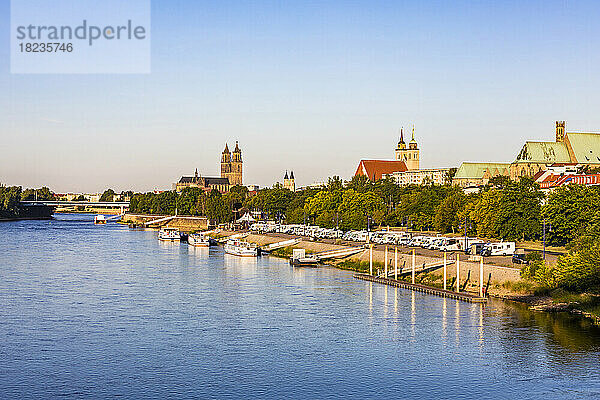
[100,189,116,202]
[21,187,54,201]
[434,191,466,233]
[0,186,22,218]
[542,185,600,246]
[206,190,231,223]
[346,175,372,193]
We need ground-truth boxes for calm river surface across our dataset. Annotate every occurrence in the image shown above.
[1,214,600,399]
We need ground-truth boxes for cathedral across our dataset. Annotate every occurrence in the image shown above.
[174,142,243,193]
[221,141,243,186]
[283,171,296,191]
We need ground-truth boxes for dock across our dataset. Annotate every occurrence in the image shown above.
[354,273,487,303]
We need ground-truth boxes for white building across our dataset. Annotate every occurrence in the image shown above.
[385,168,450,186]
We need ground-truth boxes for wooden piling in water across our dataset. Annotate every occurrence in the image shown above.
[443,251,447,291]
[411,249,415,284]
[394,247,398,280]
[456,254,460,293]
[369,245,373,276]
[354,273,487,303]
[384,246,388,278]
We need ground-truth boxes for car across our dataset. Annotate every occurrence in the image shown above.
[512,252,529,264]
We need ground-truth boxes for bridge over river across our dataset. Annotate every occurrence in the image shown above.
[20,201,130,214]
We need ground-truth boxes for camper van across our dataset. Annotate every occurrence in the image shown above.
[481,242,516,256]
[438,238,462,252]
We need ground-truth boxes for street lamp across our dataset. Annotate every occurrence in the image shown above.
[543,219,552,260]
[460,215,472,254]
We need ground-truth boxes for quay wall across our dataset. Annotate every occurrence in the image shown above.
[220,231,522,285]
[122,214,209,232]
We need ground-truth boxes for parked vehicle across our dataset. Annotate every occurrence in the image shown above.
[512,250,528,264]
[438,238,462,252]
[408,236,426,247]
[467,242,486,255]
[482,242,516,256]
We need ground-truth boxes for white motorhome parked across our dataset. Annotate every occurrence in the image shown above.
[408,236,425,247]
[438,238,462,252]
[481,242,516,256]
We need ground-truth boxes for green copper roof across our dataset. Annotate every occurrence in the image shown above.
[454,162,511,179]
[515,141,570,164]
[567,132,600,164]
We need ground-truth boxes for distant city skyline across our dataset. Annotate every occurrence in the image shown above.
[2,0,600,192]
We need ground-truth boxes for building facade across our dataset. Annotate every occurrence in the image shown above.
[386,167,450,186]
[355,159,408,181]
[283,171,296,191]
[221,141,243,186]
[175,141,243,193]
[174,169,230,193]
[453,162,511,188]
[394,126,420,170]
[510,121,600,179]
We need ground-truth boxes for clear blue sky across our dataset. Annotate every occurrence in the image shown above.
[1,0,600,192]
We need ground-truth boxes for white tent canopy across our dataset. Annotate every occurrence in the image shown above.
[237,213,256,223]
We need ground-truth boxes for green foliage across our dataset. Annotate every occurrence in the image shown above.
[542,185,600,246]
[553,234,600,291]
[0,186,23,218]
[470,178,542,240]
[20,187,54,201]
[100,189,116,202]
[129,191,177,215]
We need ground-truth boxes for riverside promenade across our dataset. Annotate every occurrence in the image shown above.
[218,230,522,286]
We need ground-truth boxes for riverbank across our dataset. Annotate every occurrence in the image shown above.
[121,213,209,232]
[216,229,600,325]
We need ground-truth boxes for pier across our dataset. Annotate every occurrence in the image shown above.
[354,273,488,303]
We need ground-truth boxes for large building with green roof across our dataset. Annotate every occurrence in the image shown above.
[454,121,600,188]
[510,121,600,179]
[453,162,511,188]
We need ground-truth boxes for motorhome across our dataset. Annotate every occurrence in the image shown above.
[481,242,516,256]
[438,238,462,252]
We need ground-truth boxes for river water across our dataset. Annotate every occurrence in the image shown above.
[1,214,600,399]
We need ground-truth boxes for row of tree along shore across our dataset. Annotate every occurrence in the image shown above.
[0,186,54,220]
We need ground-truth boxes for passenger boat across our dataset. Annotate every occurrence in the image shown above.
[224,239,259,257]
[188,233,210,247]
[94,215,107,224]
[158,227,181,242]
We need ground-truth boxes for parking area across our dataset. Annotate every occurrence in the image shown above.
[249,223,559,267]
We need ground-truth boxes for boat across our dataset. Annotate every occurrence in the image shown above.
[188,233,210,247]
[158,227,181,241]
[289,249,319,267]
[94,215,107,224]
[224,239,259,257]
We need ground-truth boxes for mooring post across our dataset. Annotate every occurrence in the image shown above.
[384,246,388,278]
[443,251,447,291]
[394,247,398,280]
[411,249,416,284]
[369,244,373,276]
[456,254,460,293]
[479,256,484,297]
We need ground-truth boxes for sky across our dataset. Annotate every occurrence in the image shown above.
[1,0,600,193]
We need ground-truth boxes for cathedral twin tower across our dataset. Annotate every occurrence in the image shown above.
[221,141,243,186]
[395,126,420,170]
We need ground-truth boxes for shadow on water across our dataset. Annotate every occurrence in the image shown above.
[491,298,600,358]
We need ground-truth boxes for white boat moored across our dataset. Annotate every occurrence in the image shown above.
[188,233,210,247]
[224,239,259,257]
[159,227,181,241]
[94,215,107,224]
